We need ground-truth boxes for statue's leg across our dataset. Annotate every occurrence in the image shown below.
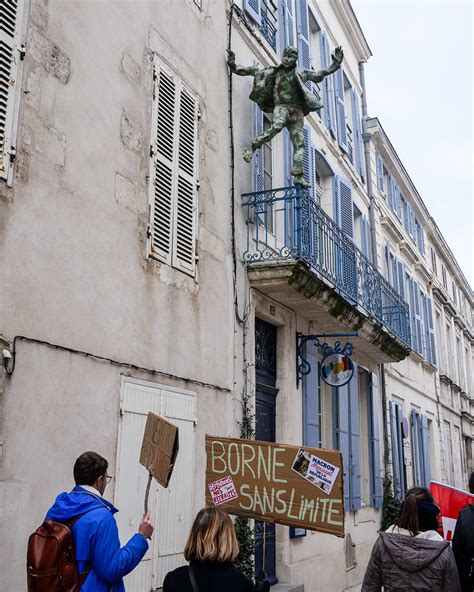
[242,106,288,162]
[288,117,309,188]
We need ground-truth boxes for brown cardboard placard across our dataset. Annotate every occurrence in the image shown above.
[205,435,344,537]
[140,412,179,488]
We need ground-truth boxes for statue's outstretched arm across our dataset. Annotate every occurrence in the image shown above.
[303,46,343,83]
[226,49,260,77]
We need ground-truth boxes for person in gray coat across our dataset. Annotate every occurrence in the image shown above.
[362,487,461,592]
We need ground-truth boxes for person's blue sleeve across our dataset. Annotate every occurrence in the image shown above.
[91,512,149,583]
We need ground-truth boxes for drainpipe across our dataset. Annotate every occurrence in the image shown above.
[358,61,378,269]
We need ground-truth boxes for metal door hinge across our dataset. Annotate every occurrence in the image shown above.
[19,45,26,60]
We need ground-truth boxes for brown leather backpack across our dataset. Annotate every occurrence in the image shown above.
[27,517,91,591]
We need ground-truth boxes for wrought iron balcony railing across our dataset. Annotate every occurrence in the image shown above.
[260,0,278,51]
[242,186,411,347]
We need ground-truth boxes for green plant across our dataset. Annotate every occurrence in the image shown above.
[381,475,401,531]
[234,516,255,580]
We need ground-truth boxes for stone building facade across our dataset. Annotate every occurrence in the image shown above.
[0,1,472,591]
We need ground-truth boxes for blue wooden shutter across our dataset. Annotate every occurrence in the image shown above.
[421,415,431,486]
[396,258,405,299]
[283,128,293,186]
[385,241,395,287]
[281,0,295,49]
[411,410,422,486]
[361,215,369,257]
[351,89,364,179]
[411,280,422,354]
[408,277,418,351]
[394,184,402,219]
[319,31,336,137]
[369,373,382,508]
[335,177,356,299]
[296,0,311,89]
[424,296,436,366]
[376,153,384,192]
[244,0,261,25]
[303,340,320,447]
[302,125,315,198]
[253,101,264,192]
[335,176,354,237]
[333,386,350,510]
[349,366,361,510]
[402,196,410,229]
[387,175,394,210]
[334,68,348,151]
[389,401,402,500]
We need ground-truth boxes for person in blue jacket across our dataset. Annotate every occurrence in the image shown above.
[46,451,153,591]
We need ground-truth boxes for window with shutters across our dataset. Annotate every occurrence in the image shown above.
[0,0,26,185]
[332,370,361,511]
[258,113,274,233]
[389,400,406,501]
[244,0,278,51]
[430,247,437,275]
[411,410,431,488]
[149,58,199,277]
[441,265,448,289]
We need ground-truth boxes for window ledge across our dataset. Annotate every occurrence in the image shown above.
[414,262,431,285]
[399,240,419,265]
[380,216,404,243]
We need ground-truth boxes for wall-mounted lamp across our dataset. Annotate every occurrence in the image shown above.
[2,348,15,376]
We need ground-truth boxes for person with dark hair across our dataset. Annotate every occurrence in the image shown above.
[362,487,461,591]
[452,472,474,592]
[44,451,153,591]
[163,507,255,592]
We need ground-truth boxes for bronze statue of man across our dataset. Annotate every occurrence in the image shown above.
[227,45,343,187]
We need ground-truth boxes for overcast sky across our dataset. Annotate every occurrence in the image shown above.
[351,0,473,288]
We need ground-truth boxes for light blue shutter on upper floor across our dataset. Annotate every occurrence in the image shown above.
[368,373,382,508]
[281,0,295,49]
[253,97,264,193]
[361,215,370,257]
[303,124,315,199]
[303,340,320,447]
[376,153,384,192]
[296,0,311,89]
[351,88,364,180]
[396,258,405,299]
[335,176,354,238]
[387,175,394,210]
[244,0,262,25]
[424,295,436,366]
[319,31,336,137]
[334,67,348,152]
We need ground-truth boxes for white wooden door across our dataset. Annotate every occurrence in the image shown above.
[115,377,196,591]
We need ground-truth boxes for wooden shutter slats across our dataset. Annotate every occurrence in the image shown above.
[150,58,198,275]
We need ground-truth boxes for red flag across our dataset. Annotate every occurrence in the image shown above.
[430,481,474,541]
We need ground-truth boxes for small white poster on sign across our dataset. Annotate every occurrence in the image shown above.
[292,449,340,495]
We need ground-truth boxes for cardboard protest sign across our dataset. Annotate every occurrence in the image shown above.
[430,481,474,541]
[205,435,344,537]
[140,412,179,487]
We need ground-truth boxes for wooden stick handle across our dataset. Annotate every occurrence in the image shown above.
[144,472,152,514]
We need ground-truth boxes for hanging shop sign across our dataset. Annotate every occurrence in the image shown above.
[320,352,354,387]
[205,435,345,537]
[296,332,357,387]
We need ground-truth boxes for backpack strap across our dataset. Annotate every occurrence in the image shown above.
[187,565,200,592]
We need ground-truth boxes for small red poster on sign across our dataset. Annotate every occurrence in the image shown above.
[208,475,238,506]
